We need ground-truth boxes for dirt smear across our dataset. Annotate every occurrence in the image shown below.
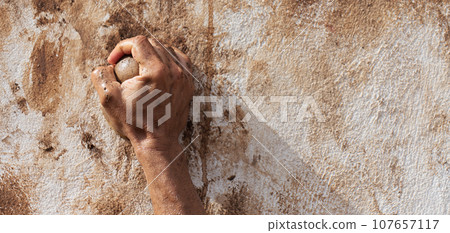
[92,188,126,215]
[326,0,396,48]
[31,0,69,16]
[0,6,12,51]
[105,0,189,52]
[221,184,249,214]
[23,33,64,115]
[0,170,32,215]
[195,0,215,208]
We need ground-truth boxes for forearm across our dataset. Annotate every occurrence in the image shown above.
[131,139,205,215]
[93,35,200,214]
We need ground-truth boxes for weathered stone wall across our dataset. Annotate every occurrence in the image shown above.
[0,0,448,214]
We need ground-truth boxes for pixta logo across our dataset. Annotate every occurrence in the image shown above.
[126,86,171,133]
[192,95,325,123]
[126,87,325,133]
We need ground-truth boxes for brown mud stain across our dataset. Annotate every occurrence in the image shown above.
[105,1,153,41]
[261,0,319,42]
[102,1,157,64]
[220,184,249,215]
[79,168,149,214]
[9,82,29,114]
[69,4,107,61]
[37,130,57,154]
[0,6,12,50]
[31,0,72,26]
[168,0,253,212]
[31,0,69,16]
[81,132,103,160]
[326,0,396,48]
[23,34,64,115]
[10,82,20,93]
[16,98,29,114]
[176,0,216,210]
[92,189,126,215]
[104,0,189,53]
[434,4,450,64]
[0,170,32,215]
[194,0,216,208]
[35,128,67,161]
[72,120,147,213]
[0,6,12,34]
[206,183,262,215]
[89,174,151,214]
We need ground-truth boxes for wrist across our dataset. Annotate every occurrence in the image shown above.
[130,136,178,153]
[131,137,186,169]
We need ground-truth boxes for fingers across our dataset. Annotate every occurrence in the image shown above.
[148,38,171,66]
[107,35,161,67]
[171,46,188,61]
[145,37,192,74]
[171,46,191,68]
[146,39,184,79]
[107,35,193,86]
[91,65,121,106]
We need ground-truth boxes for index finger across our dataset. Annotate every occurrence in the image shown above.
[107,35,161,66]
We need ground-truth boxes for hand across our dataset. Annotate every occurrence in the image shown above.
[91,35,194,151]
[91,36,204,214]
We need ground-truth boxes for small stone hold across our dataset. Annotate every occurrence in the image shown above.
[114,56,139,83]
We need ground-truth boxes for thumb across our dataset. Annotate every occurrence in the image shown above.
[91,65,121,106]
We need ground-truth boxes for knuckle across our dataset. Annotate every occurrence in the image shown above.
[91,67,101,76]
[185,56,192,66]
[174,66,183,76]
[173,50,192,72]
[134,35,147,41]
[134,35,148,45]
[149,38,158,46]
[91,67,104,81]
[91,67,111,82]
[95,66,109,73]
[183,56,193,69]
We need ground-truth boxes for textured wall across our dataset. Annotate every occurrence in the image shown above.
[0,0,448,214]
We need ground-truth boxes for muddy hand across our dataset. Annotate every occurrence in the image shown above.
[91,35,194,150]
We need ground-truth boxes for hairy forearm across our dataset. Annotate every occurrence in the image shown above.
[131,139,205,215]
